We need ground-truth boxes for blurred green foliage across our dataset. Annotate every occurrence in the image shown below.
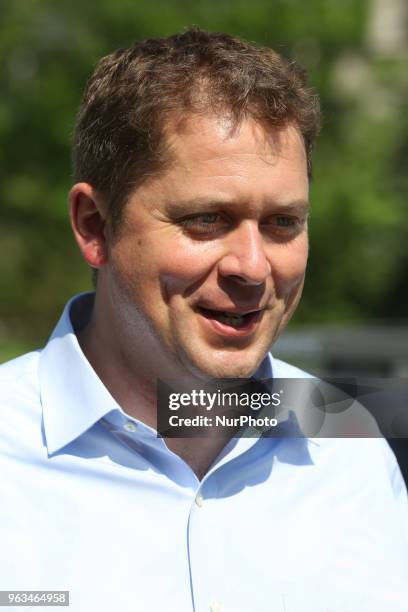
[1,0,407,359]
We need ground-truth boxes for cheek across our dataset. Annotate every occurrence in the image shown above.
[109,238,159,305]
[269,237,308,291]
[111,232,213,306]
[159,241,221,295]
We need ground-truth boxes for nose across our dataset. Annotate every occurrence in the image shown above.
[217,221,271,285]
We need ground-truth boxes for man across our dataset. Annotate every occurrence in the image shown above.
[0,28,407,612]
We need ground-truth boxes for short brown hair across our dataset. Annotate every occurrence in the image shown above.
[73,27,320,229]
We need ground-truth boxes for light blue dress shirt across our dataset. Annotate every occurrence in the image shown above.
[1,293,408,612]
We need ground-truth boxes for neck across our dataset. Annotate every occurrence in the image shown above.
[76,292,234,478]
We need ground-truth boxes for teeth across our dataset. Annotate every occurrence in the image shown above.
[217,312,245,327]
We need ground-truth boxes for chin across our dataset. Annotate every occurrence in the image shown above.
[185,350,265,381]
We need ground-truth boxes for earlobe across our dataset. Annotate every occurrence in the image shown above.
[68,183,108,269]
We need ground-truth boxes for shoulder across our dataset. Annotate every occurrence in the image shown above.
[0,351,43,454]
[312,436,404,482]
[312,437,408,531]
[0,350,41,394]
[270,356,408,507]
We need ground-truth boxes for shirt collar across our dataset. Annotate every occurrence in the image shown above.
[39,292,294,456]
[39,292,121,455]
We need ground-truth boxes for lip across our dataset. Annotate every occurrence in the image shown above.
[196,302,266,316]
[197,306,264,337]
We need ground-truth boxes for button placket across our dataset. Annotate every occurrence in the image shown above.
[209,601,223,612]
[195,492,204,507]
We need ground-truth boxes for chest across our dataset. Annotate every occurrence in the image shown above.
[1,453,406,612]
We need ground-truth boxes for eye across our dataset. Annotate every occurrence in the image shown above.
[262,215,304,237]
[180,213,228,236]
[275,216,295,227]
[195,213,220,224]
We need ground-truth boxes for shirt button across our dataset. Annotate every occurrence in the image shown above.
[123,422,137,432]
[209,601,223,612]
[195,492,204,507]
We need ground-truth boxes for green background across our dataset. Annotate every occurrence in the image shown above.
[1,0,407,362]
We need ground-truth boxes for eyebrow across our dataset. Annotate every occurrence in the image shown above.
[166,197,310,215]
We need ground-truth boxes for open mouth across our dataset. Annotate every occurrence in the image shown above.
[198,308,261,330]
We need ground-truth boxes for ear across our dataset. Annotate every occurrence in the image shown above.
[69,183,108,269]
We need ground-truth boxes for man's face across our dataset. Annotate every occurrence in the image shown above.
[106,115,309,379]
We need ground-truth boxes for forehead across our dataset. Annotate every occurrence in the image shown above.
[159,114,309,200]
[166,113,306,166]
[123,113,309,222]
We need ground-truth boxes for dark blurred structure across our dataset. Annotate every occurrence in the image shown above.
[274,325,408,484]
[274,325,408,377]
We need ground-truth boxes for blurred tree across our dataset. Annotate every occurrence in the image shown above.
[0,0,406,353]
